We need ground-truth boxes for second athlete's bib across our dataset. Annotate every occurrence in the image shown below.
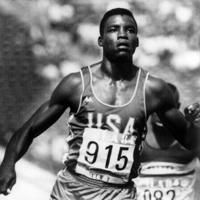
[135,161,198,200]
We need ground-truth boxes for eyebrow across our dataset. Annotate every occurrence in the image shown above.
[106,24,137,30]
[107,23,136,27]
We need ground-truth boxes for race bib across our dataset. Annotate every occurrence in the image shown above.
[136,184,194,200]
[76,128,136,183]
[140,188,176,200]
[135,170,196,200]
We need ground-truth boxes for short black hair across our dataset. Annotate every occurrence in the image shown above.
[167,82,180,108]
[99,8,138,36]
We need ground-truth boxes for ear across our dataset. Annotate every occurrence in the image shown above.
[98,36,103,47]
[135,36,139,47]
[177,102,181,109]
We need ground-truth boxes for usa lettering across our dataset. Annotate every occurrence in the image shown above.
[87,113,137,135]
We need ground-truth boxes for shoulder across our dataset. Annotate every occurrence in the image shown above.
[56,71,82,95]
[60,71,83,90]
[50,71,83,108]
[146,75,168,95]
[145,75,175,115]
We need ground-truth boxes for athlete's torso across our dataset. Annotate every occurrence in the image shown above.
[64,64,149,184]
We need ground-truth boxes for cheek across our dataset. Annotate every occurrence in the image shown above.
[103,37,116,50]
[130,36,138,48]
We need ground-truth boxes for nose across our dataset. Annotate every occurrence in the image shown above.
[117,28,128,39]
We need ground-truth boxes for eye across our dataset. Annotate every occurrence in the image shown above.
[108,28,116,32]
[107,26,118,33]
[127,28,136,33]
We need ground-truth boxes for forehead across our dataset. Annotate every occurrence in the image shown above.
[104,14,136,28]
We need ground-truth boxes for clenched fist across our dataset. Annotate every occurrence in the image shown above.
[184,102,200,123]
[0,163,16,195]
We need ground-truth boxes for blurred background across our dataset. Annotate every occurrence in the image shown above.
[0,0,199,199]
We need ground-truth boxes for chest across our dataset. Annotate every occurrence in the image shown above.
[92,79,135,106]
[77,96,147,137]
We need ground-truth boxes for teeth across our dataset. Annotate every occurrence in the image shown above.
[155,122,163,127]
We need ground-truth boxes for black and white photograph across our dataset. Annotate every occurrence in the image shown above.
[0,0,200,199]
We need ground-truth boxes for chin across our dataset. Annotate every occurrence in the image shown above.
[115,54,132,63]
[106,51,132,63]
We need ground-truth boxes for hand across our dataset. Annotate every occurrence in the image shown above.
[0,164,16,195]
[184,102,200,123]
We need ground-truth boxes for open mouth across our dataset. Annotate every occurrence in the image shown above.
[154,121,163,127]
[117,43,129,47]
[117,43,129,51]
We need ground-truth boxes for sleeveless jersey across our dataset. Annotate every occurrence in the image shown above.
[63,65,149,184]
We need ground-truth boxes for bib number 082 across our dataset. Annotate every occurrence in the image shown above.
[143,189,175,200]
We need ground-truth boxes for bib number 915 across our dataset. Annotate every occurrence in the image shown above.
[85,141,129,171]
[77,128,136,176]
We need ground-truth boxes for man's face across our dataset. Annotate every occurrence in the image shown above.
[99,14,138,62]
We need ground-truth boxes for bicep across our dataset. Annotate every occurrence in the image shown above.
[30,77,74,136]
[31,75,74,133]
[49,73,82,113]
[30,101,66,137]
[30,72,82,136]
[156,82,186,135]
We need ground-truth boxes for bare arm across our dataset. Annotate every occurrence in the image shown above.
[0,100,66,195]
[1,101,66,166]
[0,72,82,195]
[146,77,200,152]
[1,72,82,164]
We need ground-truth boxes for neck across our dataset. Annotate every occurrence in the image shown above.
[100,58,138,81]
